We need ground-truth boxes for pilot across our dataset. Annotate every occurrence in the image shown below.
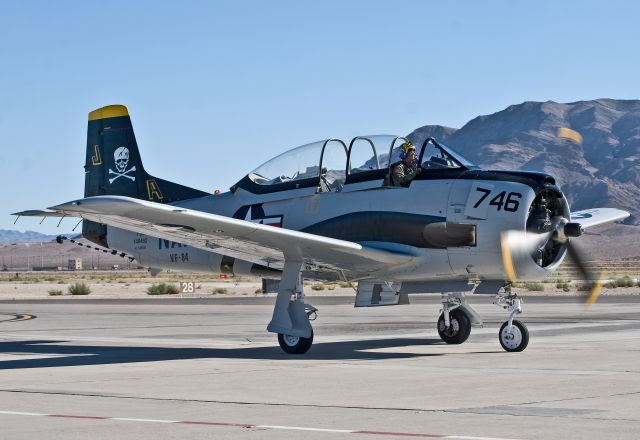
[391,142,421,187]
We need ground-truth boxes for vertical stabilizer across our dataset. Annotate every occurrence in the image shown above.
[82,105,209,247]
[84,104,209,202]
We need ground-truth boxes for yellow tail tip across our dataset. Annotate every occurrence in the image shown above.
[88,105,129,121]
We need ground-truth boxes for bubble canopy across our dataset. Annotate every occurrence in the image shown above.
[238,135,477,193]
[248,139,338,186]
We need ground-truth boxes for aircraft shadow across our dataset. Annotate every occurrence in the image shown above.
[0,337,446,369]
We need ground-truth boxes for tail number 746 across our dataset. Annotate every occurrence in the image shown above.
[474,187,521,212]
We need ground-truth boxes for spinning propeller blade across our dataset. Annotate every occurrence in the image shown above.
[500,224,603,308]
[500,230,552,283]
[565,241,603,308]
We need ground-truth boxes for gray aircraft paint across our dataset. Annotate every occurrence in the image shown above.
[106,176,550,281]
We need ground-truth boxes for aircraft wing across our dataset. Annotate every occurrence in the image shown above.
[20,196,416,274]
[570,208,630,229]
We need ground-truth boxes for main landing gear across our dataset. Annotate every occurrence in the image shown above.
[268,261,318,354]
[277,305,318,354]
[495,286,529,352]
[437,308,471,344]
[437,288,530,352]
[438,292,481,345]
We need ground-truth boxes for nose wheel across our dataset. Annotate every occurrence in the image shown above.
[499,319,529,352]
[495,287,529,352]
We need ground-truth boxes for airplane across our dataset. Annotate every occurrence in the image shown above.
[15,104,630,354]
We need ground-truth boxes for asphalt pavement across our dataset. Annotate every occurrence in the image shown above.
[0,295,639,440]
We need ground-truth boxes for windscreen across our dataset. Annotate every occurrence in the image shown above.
[249,141,324,185]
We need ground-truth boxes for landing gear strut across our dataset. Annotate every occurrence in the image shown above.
[495,286,529,352]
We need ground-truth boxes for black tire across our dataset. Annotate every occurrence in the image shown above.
[499,319,529,352]
[437,308,471,344]
[277,329,314,354]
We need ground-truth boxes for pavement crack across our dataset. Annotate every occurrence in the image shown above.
[509,389,640,406]
[443,408,640,423]
[0,389,445,413]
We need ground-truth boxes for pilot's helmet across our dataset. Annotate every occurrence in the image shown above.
[399,141,416,159]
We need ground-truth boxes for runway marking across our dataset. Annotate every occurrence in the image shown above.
[0,314,37,323]
[111,417,179,423]
[0,409,523,439]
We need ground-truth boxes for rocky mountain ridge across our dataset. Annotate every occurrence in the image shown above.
[0,229,60,244]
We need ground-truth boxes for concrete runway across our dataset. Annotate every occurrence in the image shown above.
[0,295,639,439]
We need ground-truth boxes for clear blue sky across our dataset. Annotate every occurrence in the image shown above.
[2,1,639,234]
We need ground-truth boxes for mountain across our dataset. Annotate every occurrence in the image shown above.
[407,99,640,225]
[0,230,60,243]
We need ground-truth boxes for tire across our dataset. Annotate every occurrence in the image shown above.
[277,329,314,354]
[499,319,529,352]
[437,308,471,344]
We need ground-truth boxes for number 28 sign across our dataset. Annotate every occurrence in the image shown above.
[180,282,195,293]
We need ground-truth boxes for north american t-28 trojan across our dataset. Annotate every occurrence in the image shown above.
[17,105,629,354]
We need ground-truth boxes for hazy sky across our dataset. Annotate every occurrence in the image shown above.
[2,1,639,234]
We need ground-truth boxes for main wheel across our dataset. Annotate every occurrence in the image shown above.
[437,308,471,344]
[277,329,314,354]
[499,319,529,352]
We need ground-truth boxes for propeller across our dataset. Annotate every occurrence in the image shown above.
[501,220,603,307]
[565,241,604,308]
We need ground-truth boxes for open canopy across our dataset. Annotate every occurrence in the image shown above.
[237,135,478,194]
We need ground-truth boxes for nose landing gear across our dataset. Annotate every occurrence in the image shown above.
[499,320,529,352]
[495,287,529,352]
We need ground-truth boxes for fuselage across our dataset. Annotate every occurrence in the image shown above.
[105,168,569,282]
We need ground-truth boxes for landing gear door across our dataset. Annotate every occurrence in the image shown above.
[355,281,409,307]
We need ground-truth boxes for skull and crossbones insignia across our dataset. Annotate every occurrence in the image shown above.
[109,146,136,183]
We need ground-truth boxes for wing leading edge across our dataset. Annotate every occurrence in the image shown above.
[35,196,416,275]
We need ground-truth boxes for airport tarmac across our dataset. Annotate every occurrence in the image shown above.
[0,295,639,440]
